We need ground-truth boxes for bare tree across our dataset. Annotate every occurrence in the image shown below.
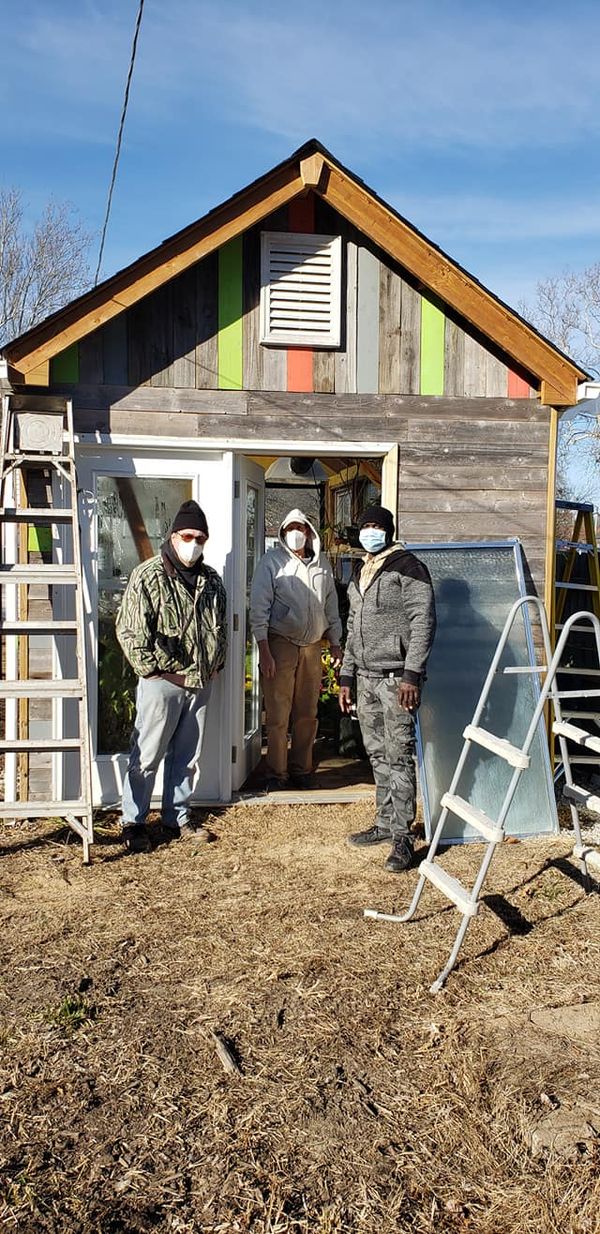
[521,265,600,497]
[0,188,92,348]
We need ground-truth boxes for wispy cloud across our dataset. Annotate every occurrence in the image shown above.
[6,0,600,154]
[389,192,600,246]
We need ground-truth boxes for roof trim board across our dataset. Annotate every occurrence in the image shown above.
[3,140,586,404]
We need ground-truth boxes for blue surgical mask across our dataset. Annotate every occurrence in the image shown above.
[359,528,387,554]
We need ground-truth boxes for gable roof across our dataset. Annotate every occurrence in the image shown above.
[3,139,587,404]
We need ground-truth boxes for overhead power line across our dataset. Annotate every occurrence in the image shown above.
[94,0,146,287]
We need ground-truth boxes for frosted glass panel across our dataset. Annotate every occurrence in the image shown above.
[411,544,558,842]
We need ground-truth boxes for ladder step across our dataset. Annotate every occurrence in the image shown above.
[0,739,82,752]
[558,667,600,677]
[0,800,88,819]
[2,453,73,464]
[556,540,595,551]
[555,689,600,698]
[0,620,78,633]
[419,860,479,917]
[563,755,600,764]
[555,623,597,632]
[573,844,600,872]
[556,582,599,592]
[552,720,600,752]
[562,710,600,720]
[441,793,504,843]
[0,508,74,521]
[556,499,595,512]
[463,725,530,769]
[563,784,600,815]
[0,565,78,584]
[0,679,83,697]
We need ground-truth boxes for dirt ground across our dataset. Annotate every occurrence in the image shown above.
[0,804,599,1234]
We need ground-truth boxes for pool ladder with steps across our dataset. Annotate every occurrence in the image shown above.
[365,596,600,993]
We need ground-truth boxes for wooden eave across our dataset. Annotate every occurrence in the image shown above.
[3,140,587,405]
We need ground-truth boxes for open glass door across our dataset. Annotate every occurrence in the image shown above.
[232,457,265,790]
[77,448,232,807]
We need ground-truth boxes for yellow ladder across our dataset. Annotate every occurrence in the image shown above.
[555,499,600,631]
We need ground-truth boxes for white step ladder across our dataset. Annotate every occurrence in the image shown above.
[365,596,600,993]
[0,394,93,862]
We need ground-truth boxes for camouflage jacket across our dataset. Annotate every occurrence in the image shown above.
[116,550,227,688]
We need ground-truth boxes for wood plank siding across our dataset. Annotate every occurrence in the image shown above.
[49,195,538,401]
[39,193,548,593]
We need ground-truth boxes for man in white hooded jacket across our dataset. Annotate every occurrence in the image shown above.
[250,508,342,790]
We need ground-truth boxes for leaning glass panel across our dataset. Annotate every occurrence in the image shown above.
[409,542,558,842]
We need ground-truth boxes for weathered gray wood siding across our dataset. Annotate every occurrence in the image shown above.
[50,195,538,400]
[62,387,550,594]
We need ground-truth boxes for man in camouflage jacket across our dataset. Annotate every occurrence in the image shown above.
[339,505,436,873]
[116,499,226,853]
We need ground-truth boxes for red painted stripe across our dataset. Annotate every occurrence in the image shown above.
[287,196,315,393]
[508,370,531,398]
[288,196,314,233]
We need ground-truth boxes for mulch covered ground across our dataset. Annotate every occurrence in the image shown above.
[0,804,599,1233]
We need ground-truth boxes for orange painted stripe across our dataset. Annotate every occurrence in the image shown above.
[287,196,315,393]
[508,370,531,398]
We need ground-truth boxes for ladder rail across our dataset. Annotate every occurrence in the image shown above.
[0,394,94,863]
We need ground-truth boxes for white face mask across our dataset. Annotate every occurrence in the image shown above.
[175,538,204,565]
[285,528,307,551]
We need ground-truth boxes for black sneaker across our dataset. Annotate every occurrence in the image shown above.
[265,777,287,793]
[384,838,415,873]
[122,824,152,854]
[288,772,316,789]
[346,824,392,848]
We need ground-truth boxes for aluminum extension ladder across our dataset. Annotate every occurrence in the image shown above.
[0,394,93,862]
[365,596,600,994]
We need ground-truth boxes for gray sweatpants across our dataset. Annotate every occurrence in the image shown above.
[122,676,211,828]
[357,675,416,839]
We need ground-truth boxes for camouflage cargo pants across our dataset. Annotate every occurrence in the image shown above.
[356,675,416,839]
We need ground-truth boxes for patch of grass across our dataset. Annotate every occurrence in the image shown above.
[47,992,95,1033]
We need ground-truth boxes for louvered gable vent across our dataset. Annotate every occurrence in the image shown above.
[260,231,342,347]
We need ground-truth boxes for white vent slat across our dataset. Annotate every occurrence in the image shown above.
[260,231,342,348]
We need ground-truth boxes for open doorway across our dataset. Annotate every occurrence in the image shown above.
[237,450,390,800]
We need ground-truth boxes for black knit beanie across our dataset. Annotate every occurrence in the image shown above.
[357,504,395,544]
[170,500,209,536]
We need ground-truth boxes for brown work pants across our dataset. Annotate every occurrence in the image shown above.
[261,633,323,779]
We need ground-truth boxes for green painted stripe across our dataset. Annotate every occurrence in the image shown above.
[420,297,445,395]
[50,342,79,384]
[218,237,243,390]
[28,525,52,553]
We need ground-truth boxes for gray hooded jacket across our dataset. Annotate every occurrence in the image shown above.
[250,508,342,647]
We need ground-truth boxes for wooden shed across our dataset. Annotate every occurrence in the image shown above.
[0,140,587,806]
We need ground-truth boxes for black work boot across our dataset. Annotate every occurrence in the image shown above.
[122,824,152,854]
[384,837,415,873]
[346,824,392,848]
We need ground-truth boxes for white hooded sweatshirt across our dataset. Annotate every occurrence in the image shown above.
[250,508,342,647]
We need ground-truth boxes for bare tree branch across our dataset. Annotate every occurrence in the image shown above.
[0,188,92,348]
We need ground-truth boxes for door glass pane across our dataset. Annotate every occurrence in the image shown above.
[244,485,260,737]
[97,476,192,754]
[413,544,558,841]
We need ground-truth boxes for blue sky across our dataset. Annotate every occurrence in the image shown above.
[3,0,600,316]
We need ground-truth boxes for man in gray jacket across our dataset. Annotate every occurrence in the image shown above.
[250,508,342,790]
[339,506,436,872]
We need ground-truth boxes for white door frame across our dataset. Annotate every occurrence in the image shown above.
[230,456,265,791]
[75,432,398,802]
